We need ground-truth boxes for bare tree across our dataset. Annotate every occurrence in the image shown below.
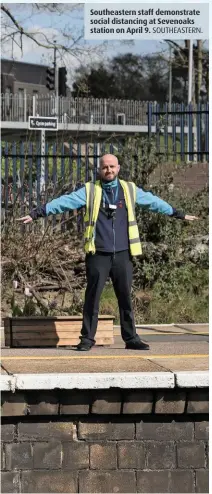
[164,39,208,103]
[1,3,117,66]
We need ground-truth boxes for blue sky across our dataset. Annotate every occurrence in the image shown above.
[2,3,208,78]
[24,8,168,57]
[1,4,176,63]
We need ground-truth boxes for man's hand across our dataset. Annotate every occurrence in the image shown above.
[16,215,33,224]
[184,215,199,221]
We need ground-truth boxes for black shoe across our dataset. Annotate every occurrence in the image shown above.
[125,340,149,350]
[76,342,94,351]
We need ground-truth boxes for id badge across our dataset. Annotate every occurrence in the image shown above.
[109,204,117,210]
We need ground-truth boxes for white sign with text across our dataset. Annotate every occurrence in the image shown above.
[84,3,209,39]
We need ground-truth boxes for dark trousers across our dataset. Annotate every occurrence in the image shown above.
[80,250,139,345]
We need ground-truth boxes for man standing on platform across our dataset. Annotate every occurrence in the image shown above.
[17,154,198,351]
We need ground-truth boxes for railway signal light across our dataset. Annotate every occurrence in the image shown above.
[58,67,67,97]
[46,67,55,91]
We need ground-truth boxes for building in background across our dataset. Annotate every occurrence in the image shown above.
[1,59,69,121]
[1,59,51,121]
[1,59,49,96]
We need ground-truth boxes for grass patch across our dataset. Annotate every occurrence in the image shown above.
[134,290,208,325]
[99,284,119,323]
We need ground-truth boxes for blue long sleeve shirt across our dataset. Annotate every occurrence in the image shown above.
[30,183,185,220]
[33,186,174,217]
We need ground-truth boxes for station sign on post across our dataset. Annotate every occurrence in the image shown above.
[28,116,58,130]
[28,115,58,233]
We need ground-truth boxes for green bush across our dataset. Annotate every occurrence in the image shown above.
[2,135,208,324]
[116,135,208,323]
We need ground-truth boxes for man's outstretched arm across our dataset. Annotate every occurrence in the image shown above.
[17,186,86,224]
[136,187,198,221]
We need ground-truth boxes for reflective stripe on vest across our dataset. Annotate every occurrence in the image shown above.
[84,181,102,253]
[84,180,142,256]
[119,180,142,256]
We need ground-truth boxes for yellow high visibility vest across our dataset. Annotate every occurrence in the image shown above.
[84,180,142,256]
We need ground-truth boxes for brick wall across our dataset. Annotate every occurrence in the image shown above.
[1,389,209,493]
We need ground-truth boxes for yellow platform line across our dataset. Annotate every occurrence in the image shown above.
[113,331,209,335]
[1,354,209,361]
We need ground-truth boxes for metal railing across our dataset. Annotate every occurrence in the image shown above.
[1,93,151,125]
[2,93,208,127]
[1,129,209,213]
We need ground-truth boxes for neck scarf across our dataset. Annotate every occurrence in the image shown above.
[101,177,118,190]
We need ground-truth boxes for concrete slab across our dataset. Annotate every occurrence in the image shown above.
[114,325,187,334]
[1,334,208,377]
[136,341,209,355]
[3,340,208,357]
[1,375,14,391]
[174,324,209,333]
[1,370,209,392]
[1,357,166,375]
[1,323,209,390]
[14,372,175,390]
[109,341,209,356]
[131,335,209,342]
[175,371,209,387]
[149,357,209,372]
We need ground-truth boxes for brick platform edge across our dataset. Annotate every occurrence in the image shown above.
[1,372,209,493]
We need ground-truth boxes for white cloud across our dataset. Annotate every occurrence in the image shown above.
[1,27,105,92]
[1,19,108,86]
[1,24,58,58]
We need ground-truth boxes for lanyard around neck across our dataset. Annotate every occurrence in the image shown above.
[102,185,118,206]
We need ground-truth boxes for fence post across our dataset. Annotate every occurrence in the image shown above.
[93,143,98,181]
[164,102,168,157]
[193,102,197,163]
[33,94,40,117]
[104,99,107,124]
[180,103,185,162]
[76,142,82,232]
[24,89,27,121]
[148,102,152,140]
[69,142,73,188]
[155,103,160,154]
[52,142,57,230]
[77,142,81,184]
[39,132,45,234]
[110,143,114,154]
[40,130,46,194]
[61,142,65,186]
[172,103,176,161]
[4,142,9,212]
[97,143,100,171]
[205,102,209,161]
[187,103,193,162]
[28,142,33,210]
[36,141,41,209]
[85,142,89,182]
[20,141,25,216]
[12,142,17,202]
[196,103,201,162]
